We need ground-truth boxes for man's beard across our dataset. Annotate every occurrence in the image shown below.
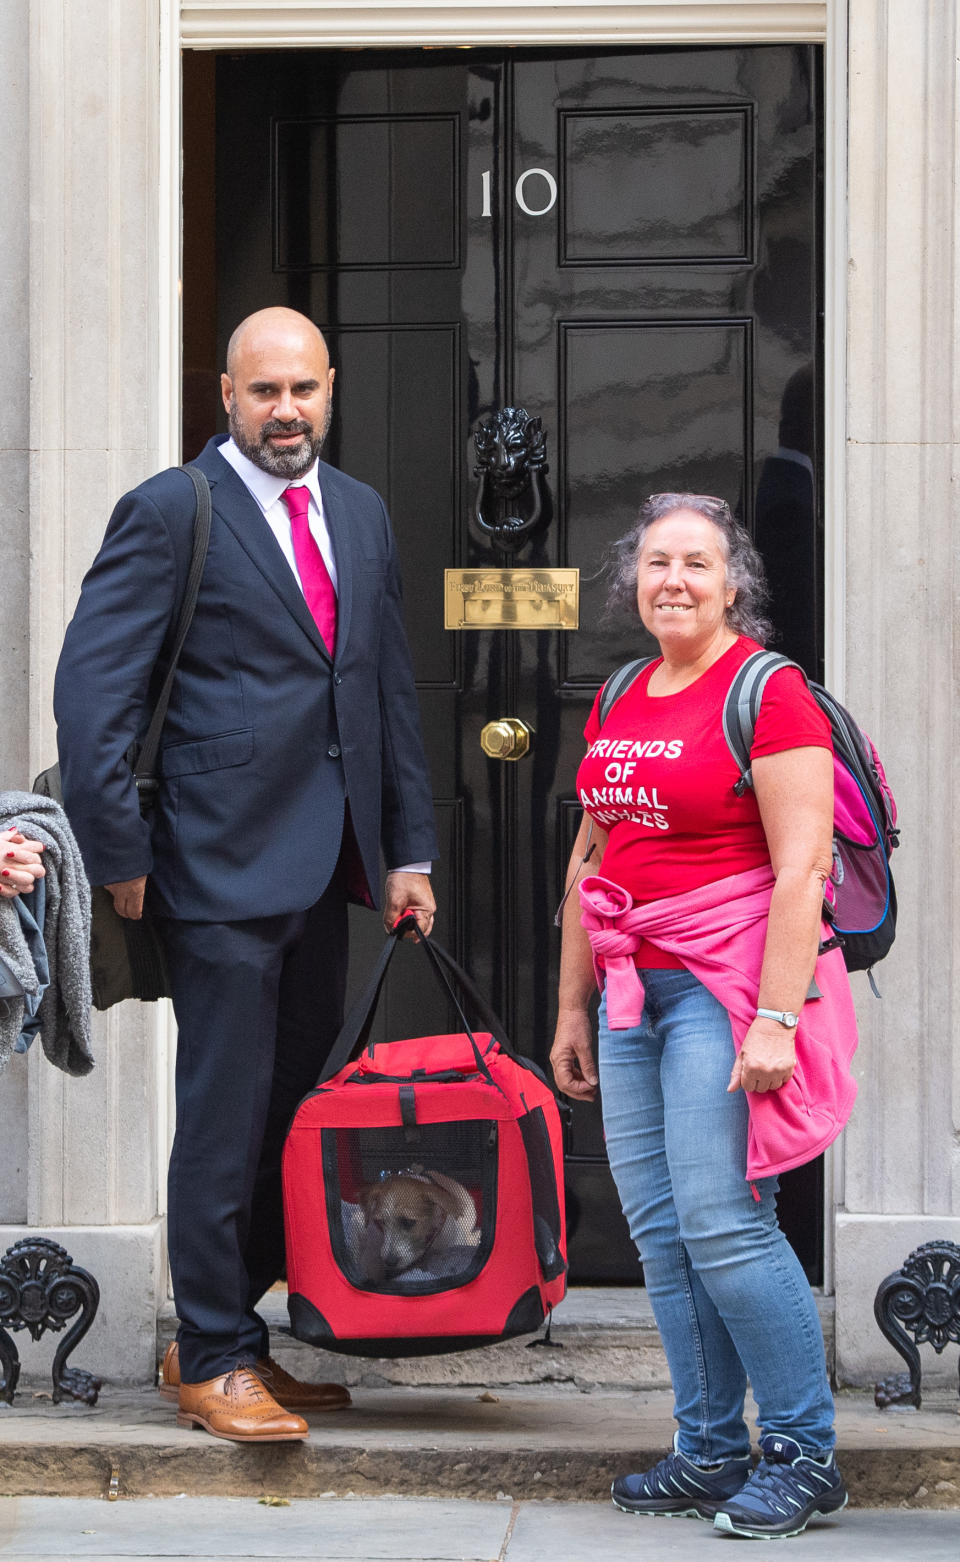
[229,396,333,478]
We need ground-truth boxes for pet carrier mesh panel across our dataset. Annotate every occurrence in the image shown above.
[283,925,567,1356]
[322,1121,497,1294]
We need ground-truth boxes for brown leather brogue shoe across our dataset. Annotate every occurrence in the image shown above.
[254,1354,352,1411]
[160,1340,350,1411]
[176,1366,308,1442]
[158,1340,179,1400]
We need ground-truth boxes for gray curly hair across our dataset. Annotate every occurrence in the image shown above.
[606,492,773,645]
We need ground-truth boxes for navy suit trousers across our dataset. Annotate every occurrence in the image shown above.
[158,874,348,1382]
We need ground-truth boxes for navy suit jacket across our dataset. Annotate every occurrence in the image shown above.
[54,436,438,921]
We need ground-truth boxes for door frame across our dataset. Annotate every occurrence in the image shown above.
[160,0,847,1291]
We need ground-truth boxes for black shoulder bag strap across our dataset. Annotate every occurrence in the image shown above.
[133,465,212,809]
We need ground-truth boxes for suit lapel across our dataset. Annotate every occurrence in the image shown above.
[318,464,353,656]
[196,440,332,665]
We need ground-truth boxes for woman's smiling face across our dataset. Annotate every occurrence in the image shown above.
[636,510,735,653]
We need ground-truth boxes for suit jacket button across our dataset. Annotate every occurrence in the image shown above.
[333,672,342,685]
[327,743,341,758]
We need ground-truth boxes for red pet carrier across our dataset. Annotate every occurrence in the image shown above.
[282,920,568,1356]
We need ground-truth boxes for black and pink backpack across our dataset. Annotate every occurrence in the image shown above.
[722,652,899,984]
[600,651,900,985]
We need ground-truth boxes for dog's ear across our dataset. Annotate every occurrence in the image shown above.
[428,1183,462,1219]
[359,1184,383,1224]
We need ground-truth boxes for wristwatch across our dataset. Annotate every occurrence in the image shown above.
[756,1007,799,1029]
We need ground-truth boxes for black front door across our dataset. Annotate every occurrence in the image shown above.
[187,43,823,1282]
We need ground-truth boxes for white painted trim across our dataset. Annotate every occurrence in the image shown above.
[159,0,181,469]
[156,0,181,1251]
[822,0,846,705]
[819,0,846,1300]
[179,4,827,48]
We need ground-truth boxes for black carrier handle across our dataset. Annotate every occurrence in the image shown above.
[316,916,528,1089]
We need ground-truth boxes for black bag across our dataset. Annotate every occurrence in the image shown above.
[34,465,212,1010]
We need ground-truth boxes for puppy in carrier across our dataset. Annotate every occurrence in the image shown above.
[283,919,568,1356]
[355,1167,480,1284]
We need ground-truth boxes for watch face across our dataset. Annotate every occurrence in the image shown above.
[784,1012,799,1027]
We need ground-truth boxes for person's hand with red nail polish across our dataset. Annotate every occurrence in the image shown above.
[0,827,46,898]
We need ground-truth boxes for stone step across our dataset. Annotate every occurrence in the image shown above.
[1,1384,957,1507]
[156,1287,836,1391]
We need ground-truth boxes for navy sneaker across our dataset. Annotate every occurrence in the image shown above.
[611,1434,751,1520]
[713,1433,848,1538]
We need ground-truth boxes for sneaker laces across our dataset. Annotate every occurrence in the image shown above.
[738,1455,827,1512]
[631,1446,721,1498]
[636,1450,683,1496]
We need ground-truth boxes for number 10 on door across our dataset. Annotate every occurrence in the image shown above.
[482,168,558,218]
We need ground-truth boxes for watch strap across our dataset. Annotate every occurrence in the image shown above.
[756,1006,799,1028]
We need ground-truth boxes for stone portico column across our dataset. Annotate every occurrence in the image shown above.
[0,0,32,1227]
[834,0,960,1385]
[0,0,169,1384]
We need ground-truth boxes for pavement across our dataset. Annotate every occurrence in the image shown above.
[1,1286,957,1562]
[0,1496,958,1562]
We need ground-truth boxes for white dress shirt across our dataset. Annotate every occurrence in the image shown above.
[218,437,338,592]
[217,437,429,877]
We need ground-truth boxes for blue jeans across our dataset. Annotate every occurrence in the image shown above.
[598,968,835,1462]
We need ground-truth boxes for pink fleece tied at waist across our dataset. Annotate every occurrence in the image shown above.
[579,866,859,1180]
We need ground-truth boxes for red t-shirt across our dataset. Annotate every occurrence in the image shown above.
[578,637,832,967]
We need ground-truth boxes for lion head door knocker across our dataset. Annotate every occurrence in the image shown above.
[472,407,549,553]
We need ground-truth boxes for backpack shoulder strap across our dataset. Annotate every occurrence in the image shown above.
[722,650,801,794]
[598,657,656,727]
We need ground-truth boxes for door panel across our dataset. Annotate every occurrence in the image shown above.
[194,42,823,1283]
[275,114,461,271]
[561,318,751,685]
[560,107,752,265]
[336,323,462,686]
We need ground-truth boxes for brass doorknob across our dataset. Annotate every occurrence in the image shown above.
[480,717,533,760]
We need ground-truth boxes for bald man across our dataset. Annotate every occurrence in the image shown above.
[55,309,438,1441]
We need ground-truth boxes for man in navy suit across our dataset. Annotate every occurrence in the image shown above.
[55,308,438,1442]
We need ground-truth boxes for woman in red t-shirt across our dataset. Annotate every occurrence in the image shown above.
[550,493,848,1540]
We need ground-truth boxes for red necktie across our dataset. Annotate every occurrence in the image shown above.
[282,484,337,655]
